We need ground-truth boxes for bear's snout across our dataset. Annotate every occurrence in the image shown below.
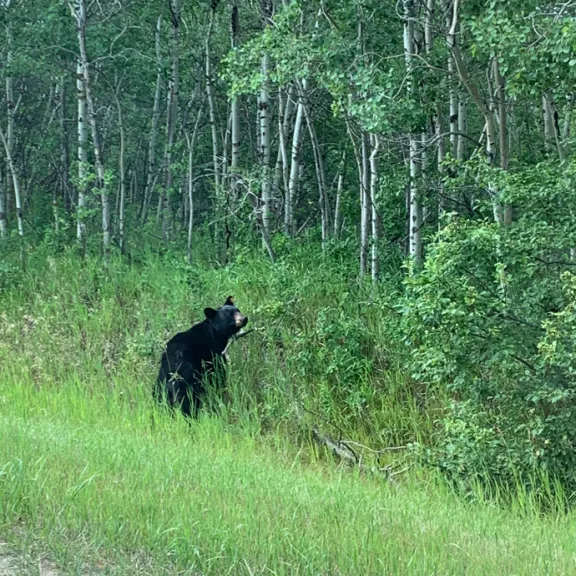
[235,313,248,328]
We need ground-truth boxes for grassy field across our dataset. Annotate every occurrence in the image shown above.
[2,380,576,575]
[1,250,576,574]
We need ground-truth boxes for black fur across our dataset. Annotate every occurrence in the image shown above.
[154,296,248,417]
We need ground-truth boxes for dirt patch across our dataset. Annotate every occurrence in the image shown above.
[0,539,61,576]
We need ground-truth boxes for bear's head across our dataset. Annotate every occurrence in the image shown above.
[204,296,248,338]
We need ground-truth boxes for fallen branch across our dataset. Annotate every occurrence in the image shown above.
[310,425,410,482]
[223,327,257,356]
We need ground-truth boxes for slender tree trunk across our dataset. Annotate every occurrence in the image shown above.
[369,134,380,281]
[206,8,221,192]
[0,169,5,238]
[273,87,295,202]
[114,85,126,253]
[230,1,240,191]
[185,106,203,265]
[287,81,306,234]
[435,102,446,222]
[360,132,370,277]
[0,124,23,237]
[5,18,14,218]
[259,52,272,236]
[404,0,423,266]
[58,76,71,215]
[449,0,504,224]
[141,15,163,224]
[543,92,565,161]
[543,93,556,154]
[221,107,231,187]
[73,0,110,253]
[76,59,88,246]
[334,149,345,239]
[302,94,329,248]
[408,136,422,265]
[457,99,466,161]
[493,57,511,225]
[162,0,180,240]
[444,1,458,158]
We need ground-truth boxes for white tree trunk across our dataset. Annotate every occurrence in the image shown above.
[230,2,240,185]
[72,0,110,252]
[76,59,88,244]
[302,94,329,248]
[457,99,466,161]
[408,136,422,265]
[114,85,126,253]
[259,52,272,235]
[273,86,294,201]
[5,17,14,217]
[141,15,163,224]
[58,75,71,215]
[0,124,23,237]
[369,134,380,281]
[334,149,345,239]
[404,0,423,266]
[0,171,6,238]
[206,9,220,192]
[185,105,203,265]
[287,81,307,235]
[162,0,180,240]
[360,132,370,277]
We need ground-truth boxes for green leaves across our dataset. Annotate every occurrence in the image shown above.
[400,158,576,492]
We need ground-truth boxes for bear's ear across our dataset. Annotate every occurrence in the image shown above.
[224,295,235,306]
[204,307,218,320]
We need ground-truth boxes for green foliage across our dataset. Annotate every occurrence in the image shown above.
[401,159,576,493]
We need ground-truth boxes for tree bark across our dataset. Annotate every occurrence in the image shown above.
[230,1,240,186]
[206,7,221,192]
[0,124,23,237]
[185,104,203,265]
[72,0,110,253]
[286,81,306,235]
[448,0,505,224]
[259,52,272,236]
[141,15,163,225]
[58,76,71,215]
[369,134,380,281]
[302,93,329,248]
[162,0,180,240]
[360,132,370,276]
[334,149,345,239]
[75,58,88,247]
[114,84,126,253]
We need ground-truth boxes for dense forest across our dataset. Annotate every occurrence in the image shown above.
[2,0,576,519]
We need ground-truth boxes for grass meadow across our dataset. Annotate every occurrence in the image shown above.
[1,248,576,574]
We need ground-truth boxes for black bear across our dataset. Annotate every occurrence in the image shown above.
[154,296,248,417]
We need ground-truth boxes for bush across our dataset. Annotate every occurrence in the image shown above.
[400,160,576,493]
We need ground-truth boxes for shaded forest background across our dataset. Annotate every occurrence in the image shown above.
[2,0,576,496]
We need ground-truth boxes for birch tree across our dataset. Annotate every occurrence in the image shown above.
[141,14,163,225]
[162,0,180,240]
[71,0,110,252]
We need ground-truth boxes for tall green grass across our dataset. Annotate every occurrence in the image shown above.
[2,247,575,573]
[0,246,438,447]
[1,378,576,575]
